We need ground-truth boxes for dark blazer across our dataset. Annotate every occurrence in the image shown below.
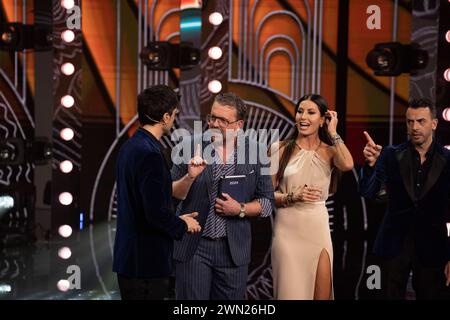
[171,136,275,266]
[113,128,187,278]
[360,141,450,266]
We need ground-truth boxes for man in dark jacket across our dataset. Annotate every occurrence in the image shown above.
[113,85,201,300]
[360,98,450,299]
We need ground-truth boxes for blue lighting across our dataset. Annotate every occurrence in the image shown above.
[180,21,201,30]
[79,212,84,230]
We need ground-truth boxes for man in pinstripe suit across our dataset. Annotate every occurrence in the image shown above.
[171,93,275,300]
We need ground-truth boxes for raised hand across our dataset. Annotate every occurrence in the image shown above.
[363,131,382,167]
[179,212,201,233]
[188,144,207,179]
[325,110,338,136]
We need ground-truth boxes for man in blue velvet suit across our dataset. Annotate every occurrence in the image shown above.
[360,98,450,299]
[113,85,201,300]
[171,93,275,300]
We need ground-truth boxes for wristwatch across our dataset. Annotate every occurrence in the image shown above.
[239,203,246,218]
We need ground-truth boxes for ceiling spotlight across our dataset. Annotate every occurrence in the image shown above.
[208,46,222,60]
[209,12,223,26]
[1,30,14,44]
[366,42,428,76]
[208,80,222,93]
[0,23,52,51]
[140,41,200,70]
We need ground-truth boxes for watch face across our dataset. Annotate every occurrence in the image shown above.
[239,211,245,218]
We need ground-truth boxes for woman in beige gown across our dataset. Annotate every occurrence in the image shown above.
[270,94,354,300]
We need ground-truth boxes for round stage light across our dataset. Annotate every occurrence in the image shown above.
[57,279,70,292]
[58,247,72,259]
[61,95,74,108]
[61,62,75,75]
[444,68,450,82]
[445,145,450,150]
[0,195,14,211]
[60,160,73,173]
[61,30,75,43]
[443,108,450,121]
[208,46,223,60]
[59,193,73,206]
[60,128,74,141]
[209,12,223,26]
[446,31,450,43]
[0,284,12,293]
[58,224,73,238]
[208,80,222,93]
[61,0,75,10]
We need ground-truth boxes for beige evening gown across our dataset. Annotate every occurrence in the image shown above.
[271,144,334,300]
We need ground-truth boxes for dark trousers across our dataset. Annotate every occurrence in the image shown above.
[380,232,446,300]
[117,274,171,300]
[175,237,248,300]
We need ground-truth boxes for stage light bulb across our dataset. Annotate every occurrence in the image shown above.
[61,30,75,43]
[61,95,74,108]
[208,46,222,60]
[59,193,73,206]
[444,68,450,82]
[208,80,222,93]
[0,195,14,210]
[61,63,75,75]
[209,12,223,26]
[60,160,73,173]
[0,284,12,293]
[60,128,74,141]
[442,108,450,121]
[57,279,70,292]
[61,0,75,10]
[58,224,73,238]
[58,247,72,259]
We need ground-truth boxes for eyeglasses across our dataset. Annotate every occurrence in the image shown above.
[206,114,240,127]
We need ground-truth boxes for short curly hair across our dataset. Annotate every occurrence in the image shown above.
[137,85,180,126]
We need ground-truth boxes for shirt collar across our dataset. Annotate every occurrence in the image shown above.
[138,127,163,150]
[408,138,436,158]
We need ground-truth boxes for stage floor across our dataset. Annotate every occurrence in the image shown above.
[0,220,420,300]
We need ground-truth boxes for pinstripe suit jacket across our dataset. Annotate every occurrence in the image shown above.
[171,136,275,266]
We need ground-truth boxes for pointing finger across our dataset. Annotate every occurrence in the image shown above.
[363,131,376,146]
[195,143,202,158]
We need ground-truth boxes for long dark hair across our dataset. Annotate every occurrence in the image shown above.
[274,94,340,193]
